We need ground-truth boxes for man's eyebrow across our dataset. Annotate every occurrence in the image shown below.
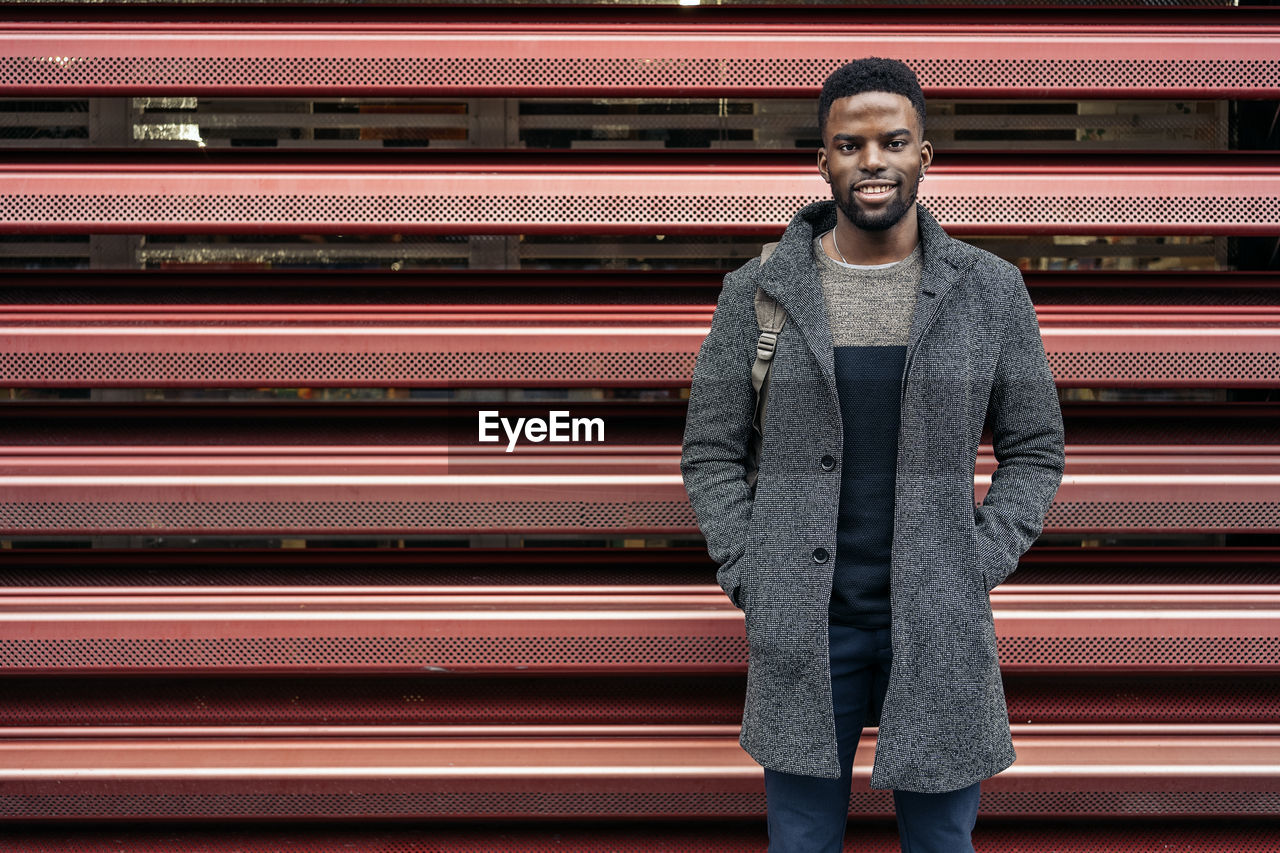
[833,129,913,141]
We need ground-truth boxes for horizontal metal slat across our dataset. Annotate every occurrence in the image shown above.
[2,305,1278,387]
[0,586,1275,675]
[0,727,1278,819]
[2,19,1278,97]
[1,268,1275,296]
[0,671,1273,727]
[2,545,1279,588]
[2,446,1278,534]
[1,161,1277,235]
[1,820,1277,853]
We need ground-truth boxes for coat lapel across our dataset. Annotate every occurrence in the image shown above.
[756,200,973,398]
[756,201,837,390]
[908,202,969,349]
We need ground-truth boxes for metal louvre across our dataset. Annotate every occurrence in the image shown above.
[0,673,1275,726]
[0,500,700,534]
[3,446,1279,534]
[5,791,1280,820]
[997,635,1280,670]
[2,164,1279,234]
[1041,501,1280,530]
[2,306,1280,387]
[2,20,1278,97]
[0,791,774,821]
[0,351,700,387]
[2,545,1278,586]
[0,587,1277,674]
[0,821,1278,853]
[7,498,1280,534]
[0,727,1278,819]
[1048,350,1280,386]
[0,634,750,674]
[0,633,1271,674]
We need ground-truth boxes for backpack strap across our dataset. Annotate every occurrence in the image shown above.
[746,242,786,487]
[751,285,785,405]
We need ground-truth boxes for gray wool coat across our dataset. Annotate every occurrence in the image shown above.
[680,199,1065,792]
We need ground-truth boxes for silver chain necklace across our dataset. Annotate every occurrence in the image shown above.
[830,229,851,265]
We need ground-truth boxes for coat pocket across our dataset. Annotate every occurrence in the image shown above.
[716,545,751,610]
[976,550,993,594]
[977,542,1017,593]
[973,534,1000,594]
[732,547,755,611]
[973,510,1015,593]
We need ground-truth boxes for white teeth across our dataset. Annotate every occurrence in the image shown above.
[858,185,893,195]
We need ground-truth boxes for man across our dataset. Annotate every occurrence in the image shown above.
[680,58,1065,853]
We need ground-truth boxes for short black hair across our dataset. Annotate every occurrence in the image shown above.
[818,58,927,141]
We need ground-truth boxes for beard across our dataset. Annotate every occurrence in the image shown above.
[833,177,917,232]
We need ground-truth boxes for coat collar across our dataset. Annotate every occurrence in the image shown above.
[757,200,973,390]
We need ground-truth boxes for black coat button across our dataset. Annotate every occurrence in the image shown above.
[813,547,829,564]
[820,454,836,471]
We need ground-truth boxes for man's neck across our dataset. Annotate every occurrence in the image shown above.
[826,206,920,265]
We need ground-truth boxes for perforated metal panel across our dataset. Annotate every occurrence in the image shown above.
[0,789,1276,821]
[1,792,770,820]
[0,190,811,231]
[0,351,698,385]
[976,791,1280,817]
[0,821,1278,853]
[3,169,1279,234]
[5,498,1279,534]
[0,55,1261,93]
[3,338,1279,387]
[3,25,1277,96]
[998,636,1280,669]
[2,630,1276,674]
[924,193,1280,230]
[0,501,698,533]
[0,635,748,673]
[1047,351,1280,385]
[4,189,1279,234]
[1044,501,1280,531]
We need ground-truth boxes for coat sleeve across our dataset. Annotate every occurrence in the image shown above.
[975,266,1066,592]
[680,261,760,608]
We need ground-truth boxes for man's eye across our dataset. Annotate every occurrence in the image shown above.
[890,141,906,148]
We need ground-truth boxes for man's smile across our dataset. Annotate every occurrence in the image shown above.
[855,182,897,204]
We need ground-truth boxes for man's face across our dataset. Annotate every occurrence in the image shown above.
[818,92,933,232]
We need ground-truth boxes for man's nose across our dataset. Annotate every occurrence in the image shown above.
[858,144,887,173]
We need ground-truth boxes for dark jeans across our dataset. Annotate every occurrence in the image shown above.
[762,622,982,853]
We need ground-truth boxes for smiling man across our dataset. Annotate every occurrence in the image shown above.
[681,58,1065,852]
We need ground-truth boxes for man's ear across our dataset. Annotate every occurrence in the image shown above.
[817,147,830,183]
